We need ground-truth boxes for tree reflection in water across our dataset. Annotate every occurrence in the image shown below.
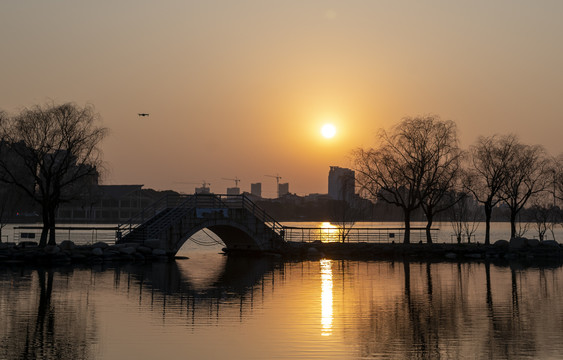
[349,260,562,359]
[0,267,96,360]
[2,258,563,359]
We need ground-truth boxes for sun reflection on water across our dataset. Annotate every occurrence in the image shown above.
[320,259,334,336]
[319,222,339,243]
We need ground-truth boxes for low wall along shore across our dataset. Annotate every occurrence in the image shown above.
[1,237,562,266]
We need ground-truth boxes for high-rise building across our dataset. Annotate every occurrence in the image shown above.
[328,166,355,202]
[226,187,240,195]
[278,183,289,197]
[195,185,211,194]
[251,182,262,197]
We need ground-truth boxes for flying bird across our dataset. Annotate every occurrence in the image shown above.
[138,113,149,117]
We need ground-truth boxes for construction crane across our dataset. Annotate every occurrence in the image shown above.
[265,174,282,186]
[265,174,284,198]
[222,177,240,187]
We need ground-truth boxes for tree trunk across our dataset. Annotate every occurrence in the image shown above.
[426,213,433,244]
[510,210,517,239]
[39,207,49,247]
[47,204,57,246]
[403,210,411,244]
[484,203,492,245]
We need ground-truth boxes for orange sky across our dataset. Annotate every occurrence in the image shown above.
[2,1,563,196]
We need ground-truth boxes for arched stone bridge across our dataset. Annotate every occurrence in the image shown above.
[116,194,285,255]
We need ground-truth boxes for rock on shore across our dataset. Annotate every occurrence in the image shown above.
[2,237,561,266]
[0,241,181,265]
[281,237,563,263]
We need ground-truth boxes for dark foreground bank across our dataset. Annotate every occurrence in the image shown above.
[2,237,563,266]
[279,238,563,263]
[0,240,184,265]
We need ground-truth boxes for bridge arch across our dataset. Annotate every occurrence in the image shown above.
[117,194,285,254]
[173,219,271,253]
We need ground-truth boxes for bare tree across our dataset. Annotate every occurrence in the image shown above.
[499,142,550,239]
[449,194,465,244]
[554,153,563,204]
[462,207,481,243]
[466,134,518,245]
[0,103,107,247]
[529,190,561,242]
[330,171,357,242]
[355,115,460,244]
[448,192,481,243]
[418,122,463,243]
[330,200,356,242]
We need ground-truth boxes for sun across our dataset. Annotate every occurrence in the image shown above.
[321,123,337,139]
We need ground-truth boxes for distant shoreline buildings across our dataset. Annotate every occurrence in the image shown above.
[13,164,509,224]
[48,166,358,222]
[189,167,353,200]
[328,166,355,203]
[251,182,262,197]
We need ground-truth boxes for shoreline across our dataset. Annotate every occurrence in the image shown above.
[279,239,563,263]
[2,237,562,267]
[0,241,176,266]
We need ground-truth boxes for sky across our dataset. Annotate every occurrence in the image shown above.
[2,1,563,197]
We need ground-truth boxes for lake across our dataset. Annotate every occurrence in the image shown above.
[3,220,563,245]
[2,243,563,359]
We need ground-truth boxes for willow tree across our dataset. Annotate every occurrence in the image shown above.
[0,103,108,247]
[466,134,518,245]
[355,115,461,244]
[554,153,563,204]
[418,122,463,243]
[500,142,550,239]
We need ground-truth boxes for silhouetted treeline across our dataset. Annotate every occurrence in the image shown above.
[355,115,563,244]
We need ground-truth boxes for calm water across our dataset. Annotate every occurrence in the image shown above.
[4,220,563,245]
[2,245,563,359]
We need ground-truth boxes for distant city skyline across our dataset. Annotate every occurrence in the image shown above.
[2,1,563,195]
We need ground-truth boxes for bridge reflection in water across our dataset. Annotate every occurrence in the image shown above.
[4,257,563,359]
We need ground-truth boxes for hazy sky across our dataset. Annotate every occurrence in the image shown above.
[2,1,563,197]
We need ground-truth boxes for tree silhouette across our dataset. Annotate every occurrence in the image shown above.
[499,142,550,239]
[0,103,107,246]
[355,115,460,243]
[466,134,517,244]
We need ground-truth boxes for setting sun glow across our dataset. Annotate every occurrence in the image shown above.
[321,124,337,139]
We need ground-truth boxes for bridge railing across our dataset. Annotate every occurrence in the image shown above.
[145,195,199,238]
[117,194,189,239]
[282,226,439,243]
[117,193,285,242]
[189,194,285,237]
[239,194,285,237]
